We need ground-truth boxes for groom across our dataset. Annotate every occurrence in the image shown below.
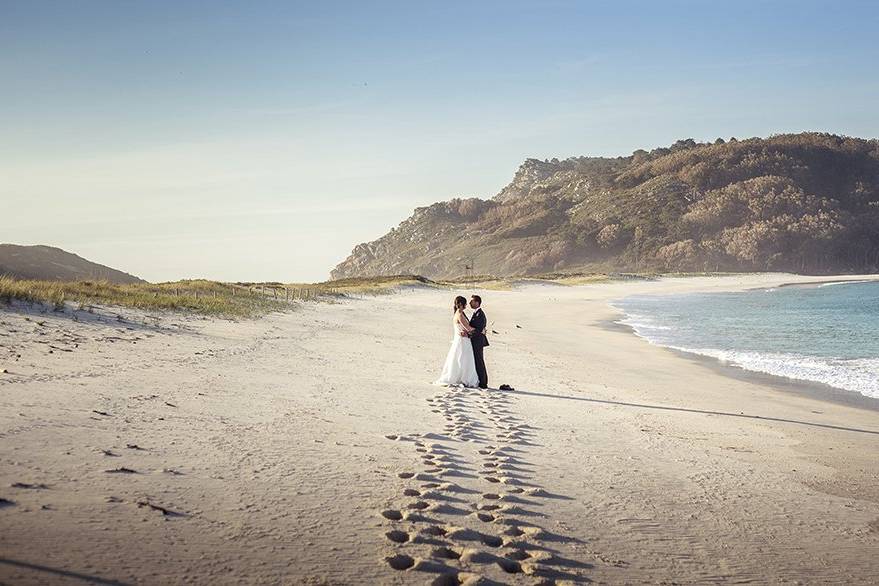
[467,295,489,389]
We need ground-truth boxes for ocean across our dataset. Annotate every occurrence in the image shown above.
[613,280,879,399]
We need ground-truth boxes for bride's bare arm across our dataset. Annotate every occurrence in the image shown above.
[457,311,475,334]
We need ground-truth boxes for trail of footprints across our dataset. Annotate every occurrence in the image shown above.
[381,387,591,584]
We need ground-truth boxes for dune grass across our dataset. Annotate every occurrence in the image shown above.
[0,276,289,317]
[308,274,440,294]
[0,275,449,317]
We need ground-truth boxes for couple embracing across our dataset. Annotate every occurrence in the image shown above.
[436,294,489,389]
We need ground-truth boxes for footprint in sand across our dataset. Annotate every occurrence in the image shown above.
[381,509,403,521]
[504,548,531,560]
[385,529,411,543]
[397,472,415,479]
[496,559,523,574]
[419,525,447,537]
[385,553,415,570]
[430,546,462,560]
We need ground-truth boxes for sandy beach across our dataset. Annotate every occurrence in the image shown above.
[2,273,878,585]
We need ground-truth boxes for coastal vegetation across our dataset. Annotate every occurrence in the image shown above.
[0,273,657,317]
[0,275,446,317]
[0,277,289,317]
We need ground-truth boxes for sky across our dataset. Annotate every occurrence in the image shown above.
[2,1,878,282]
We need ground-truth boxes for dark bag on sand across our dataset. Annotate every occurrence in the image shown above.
[499,384,515,391]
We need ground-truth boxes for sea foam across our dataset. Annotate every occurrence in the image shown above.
[612,281,879,400]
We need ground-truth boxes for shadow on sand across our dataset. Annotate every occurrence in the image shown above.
[507,388,879,436]
[0,558,129,585]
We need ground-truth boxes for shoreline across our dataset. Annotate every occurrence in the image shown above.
[603,273,879,411]
[774,276,879,289]
[605,316,879,413]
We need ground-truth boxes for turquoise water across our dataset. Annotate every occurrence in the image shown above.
[613,280,879,399]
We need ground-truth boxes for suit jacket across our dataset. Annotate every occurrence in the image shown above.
[469,308,489,348]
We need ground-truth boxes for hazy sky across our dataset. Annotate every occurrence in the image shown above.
[3,1,878,282]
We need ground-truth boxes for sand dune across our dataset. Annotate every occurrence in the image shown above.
[1,274,878,584]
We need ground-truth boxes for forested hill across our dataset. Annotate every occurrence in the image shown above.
[332,133,879,279]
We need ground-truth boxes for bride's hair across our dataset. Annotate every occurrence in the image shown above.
[453,295,467,313]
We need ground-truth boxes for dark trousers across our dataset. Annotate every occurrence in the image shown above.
[473,344,488,389]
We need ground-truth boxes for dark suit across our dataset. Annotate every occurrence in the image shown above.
[469,308,489,388]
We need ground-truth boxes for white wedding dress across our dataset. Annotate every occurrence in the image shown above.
[435,311,480,387]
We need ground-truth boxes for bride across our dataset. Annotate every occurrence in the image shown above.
[435,296,480,387]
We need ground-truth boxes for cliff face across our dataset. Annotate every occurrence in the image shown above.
[332,133,879,279]
[0,244,146,283]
